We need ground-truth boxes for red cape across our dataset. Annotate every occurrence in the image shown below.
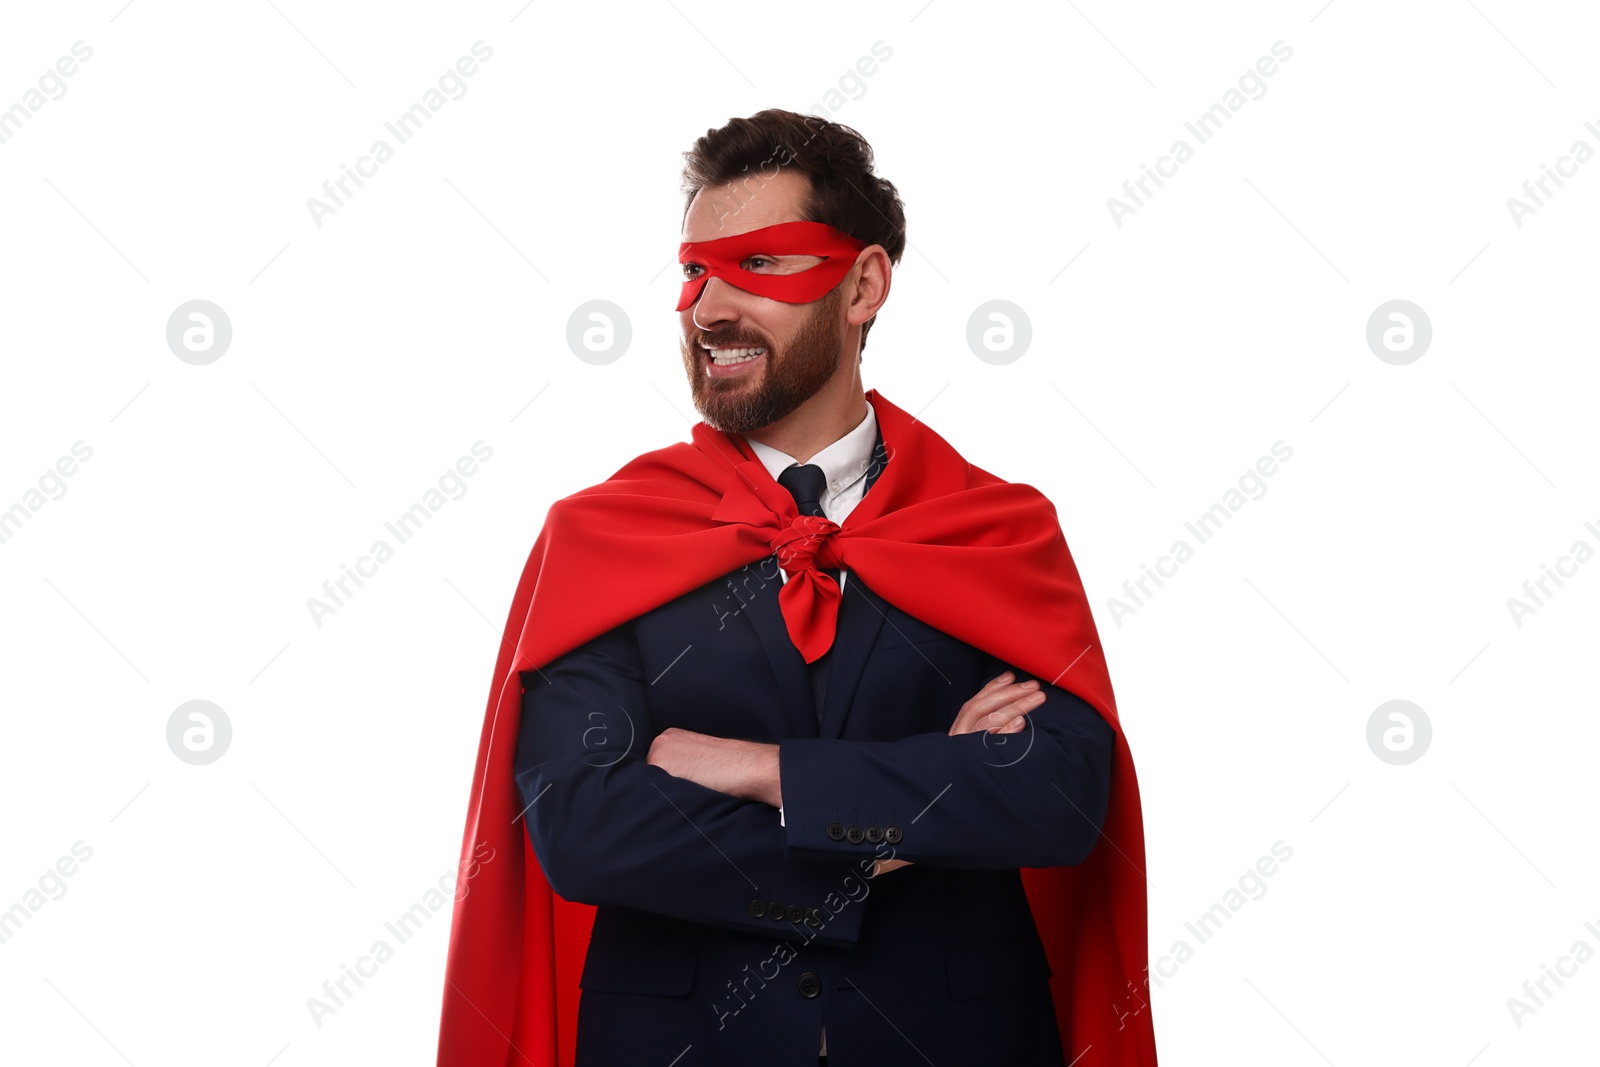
[436,387,1158,1065]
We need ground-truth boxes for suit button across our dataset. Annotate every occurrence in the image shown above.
[884,825,902,844]
[804,907,823,927]
[768,900,784,920]
[797,972,821,998]
[865,824,883,843]
[846,825,865,844]
[785,904,804,923]
[826,821,846,841]
[748,898,767,918]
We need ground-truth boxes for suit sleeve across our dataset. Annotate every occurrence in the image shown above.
[513,619,871,948]
[776,657,1116,869]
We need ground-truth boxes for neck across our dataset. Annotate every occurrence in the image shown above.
[746,361,867,464]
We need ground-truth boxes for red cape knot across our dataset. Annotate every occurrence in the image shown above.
[771,513,841,578]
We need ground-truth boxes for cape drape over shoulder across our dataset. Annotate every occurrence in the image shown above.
[436,387,1158,1066]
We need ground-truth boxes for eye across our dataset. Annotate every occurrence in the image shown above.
[740,254,823,274]
[681,262,703,279]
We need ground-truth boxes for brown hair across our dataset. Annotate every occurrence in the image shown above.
[680,109,906,352]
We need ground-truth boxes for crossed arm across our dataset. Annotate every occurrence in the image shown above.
[514,618,1116,940]
[647,664,1115,872]
[514,620,874,947]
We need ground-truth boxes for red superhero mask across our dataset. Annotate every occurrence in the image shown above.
[677,220,867,311]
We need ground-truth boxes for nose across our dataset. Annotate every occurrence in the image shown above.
[687,274,743,331]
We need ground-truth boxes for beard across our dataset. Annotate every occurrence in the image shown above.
[680,285,843,436]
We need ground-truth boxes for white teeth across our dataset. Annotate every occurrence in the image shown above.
[707,346,767,365]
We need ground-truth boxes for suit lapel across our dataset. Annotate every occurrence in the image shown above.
[742,579,819,739]
[818,576,887,738]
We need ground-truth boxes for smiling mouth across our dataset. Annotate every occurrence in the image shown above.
[703,344,768,366]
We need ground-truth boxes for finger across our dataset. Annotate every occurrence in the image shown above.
[980,671,1016,692]
[953,694,1020,735]
[952,683,1042,734]
[953,700,1018,735]
[983,708,1025,730]
[986,701,1034,726]
[979,693,1046,733]
[967,680,1040,718]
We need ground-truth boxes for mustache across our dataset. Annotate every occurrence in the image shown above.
[696,332,771,349]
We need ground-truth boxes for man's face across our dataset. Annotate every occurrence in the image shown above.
[678,170,852,436]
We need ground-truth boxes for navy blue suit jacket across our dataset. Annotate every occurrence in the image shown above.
[513,440,1115,1066]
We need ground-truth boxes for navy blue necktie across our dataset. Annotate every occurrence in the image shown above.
[777,463,838,723]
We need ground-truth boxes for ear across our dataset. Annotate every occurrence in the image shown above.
[845,245,891,329]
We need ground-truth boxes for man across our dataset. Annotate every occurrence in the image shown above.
[436,110,1157,1067]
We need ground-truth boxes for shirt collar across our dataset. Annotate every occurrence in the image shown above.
[746,398,878,503]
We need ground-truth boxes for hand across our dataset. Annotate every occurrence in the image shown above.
[948,670,1047,736]
[646,727,781,806]
[870,673,1046,879]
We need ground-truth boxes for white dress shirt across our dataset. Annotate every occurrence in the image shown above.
[744,396,878,1060]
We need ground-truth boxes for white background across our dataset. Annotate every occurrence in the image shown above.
[1,1,1596,1064]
